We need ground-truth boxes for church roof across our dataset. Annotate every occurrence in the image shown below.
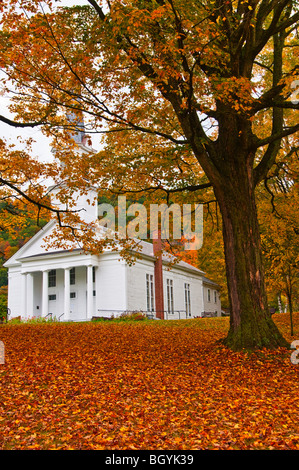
[4,217,220,289]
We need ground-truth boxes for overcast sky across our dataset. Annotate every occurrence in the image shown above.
[0,0,96,162]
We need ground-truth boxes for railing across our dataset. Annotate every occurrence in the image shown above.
[201,311,218,318]
[6,308,11,323]
[2,309,219,324]
[164,310,191,320]
[93,309,189,320]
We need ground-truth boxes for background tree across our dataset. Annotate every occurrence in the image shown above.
[0,197,49,321]
[0,0,298,349]
[259,147,299,335]
[181,202,228,308]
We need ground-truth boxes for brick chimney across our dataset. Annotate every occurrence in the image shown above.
[153,230,164,320]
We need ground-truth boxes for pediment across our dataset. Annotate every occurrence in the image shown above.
[3,220,74,267]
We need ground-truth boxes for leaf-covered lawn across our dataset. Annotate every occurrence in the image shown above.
[0,314,299,450]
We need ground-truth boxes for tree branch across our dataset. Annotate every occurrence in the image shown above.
[87,0,106,20]
[0,177,84,218]
[272,101,299,110]
[253,123,299,150]
[250,83,286,114]
[109,181,212,196]
[253,123,299,186]
[252,22,294,187]
[0,114,47,128]
[254,0,291,56]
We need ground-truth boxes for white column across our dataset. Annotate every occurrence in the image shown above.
[201,279,205,317]
[95,266,100,317]
[26,273,34,319]
[87,265,93,320]
[42,270,49,317]
[123,263,128,312]
[21,273,27,319]
[64,268,71,321]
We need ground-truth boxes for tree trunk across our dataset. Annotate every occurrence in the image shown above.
[214,172,289,351]
[278,294,283,313]
[289,297,294,337]
[286,275,294,337]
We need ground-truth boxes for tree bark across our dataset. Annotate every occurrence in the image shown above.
[286,274,294,337]
[214,167,289,350]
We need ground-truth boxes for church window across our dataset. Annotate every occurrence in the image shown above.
[48,270,56,288]
[167,279,174,314]
[146,274,154,312]
[70,267,76,285]
[184,283,191,317]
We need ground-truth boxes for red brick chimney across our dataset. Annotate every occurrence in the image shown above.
[153,230,164,320]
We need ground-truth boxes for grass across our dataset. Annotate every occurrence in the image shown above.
[0,313,299,450]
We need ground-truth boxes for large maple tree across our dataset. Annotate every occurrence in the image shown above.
[0,0,298,349]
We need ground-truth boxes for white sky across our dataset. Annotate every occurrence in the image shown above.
[0,0,96,162]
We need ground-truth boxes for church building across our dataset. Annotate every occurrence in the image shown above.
[4,216,221,321]
[4,121,221,322]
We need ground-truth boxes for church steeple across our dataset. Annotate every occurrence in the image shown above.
[48,109,97,222]
[66,109,88,146]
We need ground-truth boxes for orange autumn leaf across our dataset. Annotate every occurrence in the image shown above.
[0,316,299,450]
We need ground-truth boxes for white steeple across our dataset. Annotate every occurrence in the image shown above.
[48,111,98,223]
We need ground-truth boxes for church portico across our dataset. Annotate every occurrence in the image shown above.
[18,253,98,321]
[5,210,221,321]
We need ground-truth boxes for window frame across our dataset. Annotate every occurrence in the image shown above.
[70,267,76,285]
[146,273,154,312]
[166,278,174,314]
[184,283,191,317]
[48,269,56,288]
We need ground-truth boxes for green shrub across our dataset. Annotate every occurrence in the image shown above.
[0,296,7,322]
[117,312,147,321]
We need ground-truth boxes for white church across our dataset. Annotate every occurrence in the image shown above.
[4,124,221,322]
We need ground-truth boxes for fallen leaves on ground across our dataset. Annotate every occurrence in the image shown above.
[0,314,299,450]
